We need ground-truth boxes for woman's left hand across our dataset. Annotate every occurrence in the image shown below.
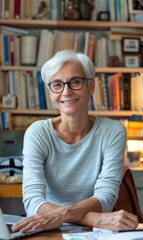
[12,208,66,233]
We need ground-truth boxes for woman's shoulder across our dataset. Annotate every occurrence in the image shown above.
[25,118,52,134]
[95,117,126,132]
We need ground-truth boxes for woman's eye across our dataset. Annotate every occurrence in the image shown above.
[71,80,81,85]
[53,82,62,88]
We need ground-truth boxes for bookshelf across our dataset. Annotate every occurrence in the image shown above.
[1,1,143,131]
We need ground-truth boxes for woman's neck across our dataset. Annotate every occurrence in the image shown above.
[53,115,95,144]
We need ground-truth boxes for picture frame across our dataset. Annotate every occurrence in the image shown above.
[133,0,143,10]
[124,55,140,68]
[122,38,140,53]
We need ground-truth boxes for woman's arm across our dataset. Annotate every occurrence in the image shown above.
[38,197,102,223]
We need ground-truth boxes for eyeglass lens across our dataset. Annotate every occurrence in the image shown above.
[48,77,85,93]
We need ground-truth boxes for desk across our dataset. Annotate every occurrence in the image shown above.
[21,230,64,240]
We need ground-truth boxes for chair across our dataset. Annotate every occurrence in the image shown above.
[113,165,143,223]
[0,131,25,198]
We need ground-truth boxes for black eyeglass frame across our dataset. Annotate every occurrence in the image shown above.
[47,77,93,94]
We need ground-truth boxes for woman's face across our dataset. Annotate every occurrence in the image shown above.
[49,61,94,116]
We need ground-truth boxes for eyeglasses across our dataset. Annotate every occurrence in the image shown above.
[47,77,92,94]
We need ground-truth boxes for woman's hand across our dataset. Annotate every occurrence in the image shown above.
[80,210,138,231]
[12,207,67,233]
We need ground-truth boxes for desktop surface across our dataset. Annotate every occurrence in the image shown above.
[20,229,64,240]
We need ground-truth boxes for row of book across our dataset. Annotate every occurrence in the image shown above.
[0,70,56,110]
[0,0,133,22]
[1,70,143,112]
[93,73,143,111]
[1,26,143,67]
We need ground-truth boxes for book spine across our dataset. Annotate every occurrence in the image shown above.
[3,34,10,66]
[4,0,10,18]
[1,112,9,130]
[0,33,4,66]
[9,35,15,65]
[123,74,131,110]
[14,0,21,19]
[37,71,47,109]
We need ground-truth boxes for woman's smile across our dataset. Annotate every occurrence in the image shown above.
[61,98,79,104]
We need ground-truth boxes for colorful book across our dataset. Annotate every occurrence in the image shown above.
[9,35,14,65]
[14,0,21,19]
[3,34,10,66]
[37,71,47,109]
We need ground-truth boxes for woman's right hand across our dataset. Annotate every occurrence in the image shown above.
[79,210,138,231]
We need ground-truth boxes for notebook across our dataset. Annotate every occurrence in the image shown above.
[0,208,45,239]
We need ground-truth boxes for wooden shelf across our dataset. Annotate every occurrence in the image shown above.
[1,19,143,29]
[1,66,143,73]
[5,109,60,115]
[1,109,143,118]
[89,111,143,117]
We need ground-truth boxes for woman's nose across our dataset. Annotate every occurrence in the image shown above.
[62,83,72,94]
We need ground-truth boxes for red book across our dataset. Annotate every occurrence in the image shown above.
[14,0,21,19]
[9,35,15,65]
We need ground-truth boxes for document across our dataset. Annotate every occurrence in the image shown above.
[62,224,143,240]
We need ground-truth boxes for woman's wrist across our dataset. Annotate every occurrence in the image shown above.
[79,212,101,227]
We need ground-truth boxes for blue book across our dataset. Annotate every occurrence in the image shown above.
[3,35,10,66]
[37,71,47,109]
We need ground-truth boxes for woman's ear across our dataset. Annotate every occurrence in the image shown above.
[88,78,95,96]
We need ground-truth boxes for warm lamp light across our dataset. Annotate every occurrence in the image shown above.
[127,137,143,167]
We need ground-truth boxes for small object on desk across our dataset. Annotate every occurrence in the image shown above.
[59,223,92,232]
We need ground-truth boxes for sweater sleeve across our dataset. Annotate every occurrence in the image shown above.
[22,121,48,216]
[92,120,127,212]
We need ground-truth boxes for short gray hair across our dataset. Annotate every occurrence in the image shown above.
[41,50,96,85]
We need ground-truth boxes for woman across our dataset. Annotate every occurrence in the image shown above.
[12,50,138,232]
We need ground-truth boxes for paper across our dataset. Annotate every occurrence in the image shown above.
[62,228,112,240]
[63,225,143,240]
[107,231,143,240]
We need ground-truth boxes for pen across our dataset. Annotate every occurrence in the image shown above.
[117,229,143,233]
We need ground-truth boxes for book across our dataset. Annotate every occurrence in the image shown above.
[37,29,49,67]
[0,33,4,66]
[3,34,10,66]
[37,71,47,109]
[4,0,10,18]
[19,71,27,109]
[109,0,115,21]
[14,0,21,19]
[123,74,131,110]
[9,35,14,65]
[93,76,102,110]
[87,33,95,62]
[9,0,14,18]
[13,70,21,108]
[0,0,5,19]
[0,25,29,35]
[20,0,25,19]
[25,0,31,18]
[32,71,40,109]
[5,71,15,96]
[26,72,35,109]
[1,112,9,130]
[0,71,7,98]
[131,74,143,111]
[14,35,21,66]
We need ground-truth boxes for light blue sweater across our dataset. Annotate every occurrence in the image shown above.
[22,117,126,216]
